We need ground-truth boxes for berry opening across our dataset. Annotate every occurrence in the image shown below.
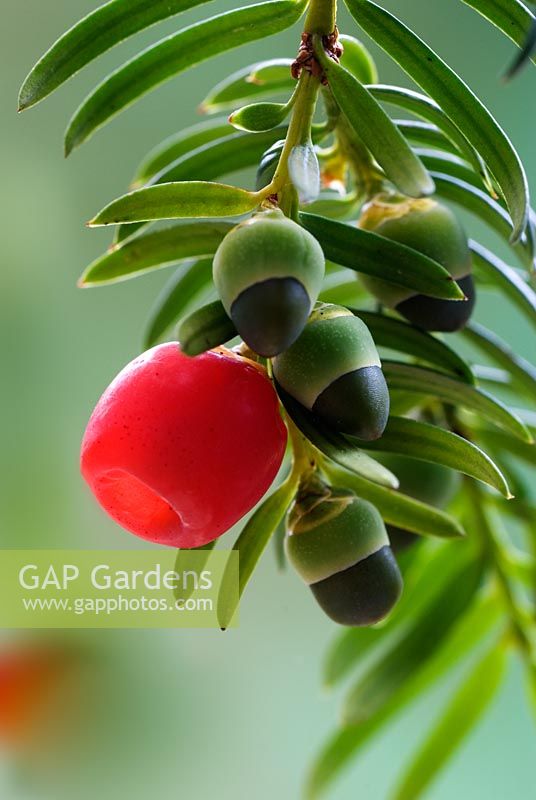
[92,469,184,545]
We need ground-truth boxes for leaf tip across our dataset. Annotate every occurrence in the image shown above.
[421,175,436,197]
[64,127,80,158]
[17,83,33,113]
[448,278,466,301]
[87,215,108,228]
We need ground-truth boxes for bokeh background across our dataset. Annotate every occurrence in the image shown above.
[1,1,535,797]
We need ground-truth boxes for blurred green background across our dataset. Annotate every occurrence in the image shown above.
[1,1,535,797]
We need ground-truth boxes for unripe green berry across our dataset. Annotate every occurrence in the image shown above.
[286,483,402,626]
[213,210,325,356]
[375,453,461,551]
[358,195,476,332]
[273,304,389,440]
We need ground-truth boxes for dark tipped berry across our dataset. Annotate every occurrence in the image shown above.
[359,195,476,332]
[273,304,389,440]
[213,210,325,356]
[286,482,402,626]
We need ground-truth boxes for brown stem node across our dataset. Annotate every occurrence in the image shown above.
[291,28,342,84]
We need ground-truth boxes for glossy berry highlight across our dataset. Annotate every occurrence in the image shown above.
[286,482,403,626]
[213,210,325,357]
[358,195,476,332]
[273,304,389,440]
[81,343,287,547]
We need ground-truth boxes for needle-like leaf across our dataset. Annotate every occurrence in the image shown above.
[299,214,464,300]
[324,466,466,540]
[339,33,378,83]
[505,18,536,79]
[394,643,507,800]
[144,259,215,349]
[460,0,536,77]
[354,310,475,384]
[80,221,232,285]
[315,51,435,198]
[131,118,233,188]
[173,540,216,603]
[358,416,512,497]
[429,172,534,268]
[460,321,536,401]
[117,129,288,244]
[343,557,484,725]
[307,588,499,799]
[217,472,300,629]
[150,130,288,185]
[178,300,237,357]
[200,59,295,113]
[396,120,462,158]
[229,102,291,133]
[18,0,212,110]
[471,427,536,470]
[368,84,492,190]
[382,361,532,442]
[64,0,307,154]
[277,387,400,490]
[346,0,530,240]
[89,182,260,226]
[323,541,469,688]
[470,240,536,331]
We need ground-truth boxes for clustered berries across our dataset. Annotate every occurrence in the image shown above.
[82,183,474,627]
[359,194,476,332]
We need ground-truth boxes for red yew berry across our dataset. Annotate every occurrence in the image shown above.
[81,343,287,547]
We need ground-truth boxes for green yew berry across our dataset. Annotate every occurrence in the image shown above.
[255,140,284,191]
[273,304,389,440]
[212,210,325,357]
[286,482,402,626]
[358,194,476,332]
[375,453,461,551]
